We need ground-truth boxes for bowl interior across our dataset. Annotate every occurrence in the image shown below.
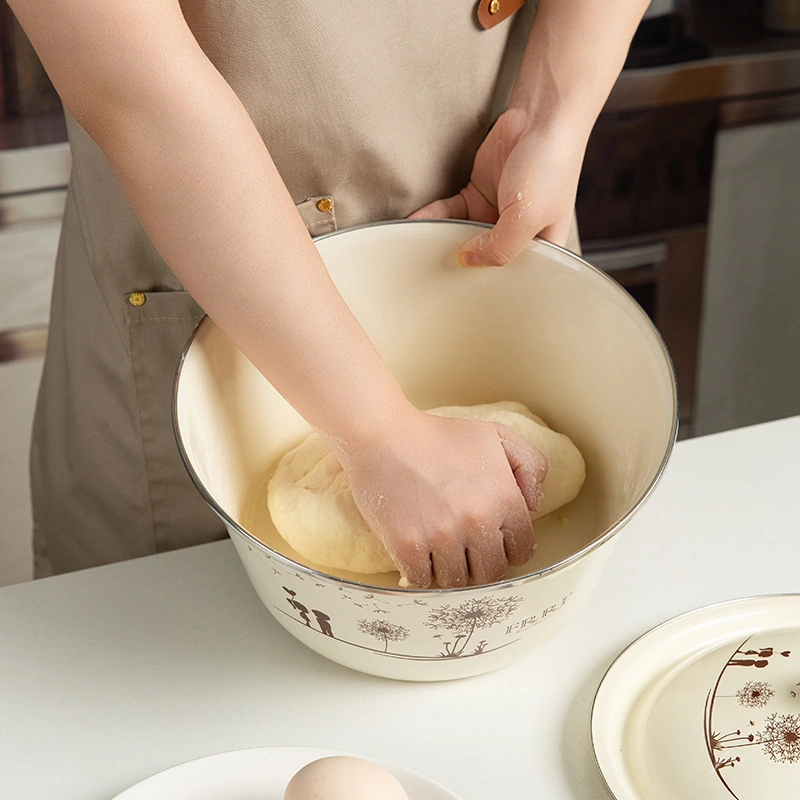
[175,221,676,587]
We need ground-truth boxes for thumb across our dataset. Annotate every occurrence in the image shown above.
[496,425,548,511]
[458,207,538,267]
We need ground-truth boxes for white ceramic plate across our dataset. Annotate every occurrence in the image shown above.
[112,746,463,800]
[591,595,800,800]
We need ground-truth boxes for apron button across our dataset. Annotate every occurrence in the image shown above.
[128,292,146,307]
[316,197,334,214]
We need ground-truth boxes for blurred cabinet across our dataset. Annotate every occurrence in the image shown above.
[578,35,800,438]
[581,226,707,434]
[0,1,60,120]
[577,102,717,435]
[694,117,800,435]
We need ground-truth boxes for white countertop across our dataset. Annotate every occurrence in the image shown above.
[2,416,799,800]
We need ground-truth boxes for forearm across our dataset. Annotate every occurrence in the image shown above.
[107,61,408,443]
[512,0,649,130]
[11,0,410,444]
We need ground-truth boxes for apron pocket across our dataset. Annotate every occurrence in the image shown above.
[124,289,224,552]
[296,195,337,236]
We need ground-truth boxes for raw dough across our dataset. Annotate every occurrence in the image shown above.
[267,401,585,576]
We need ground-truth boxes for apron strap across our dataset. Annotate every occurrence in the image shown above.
[477,0,527,30]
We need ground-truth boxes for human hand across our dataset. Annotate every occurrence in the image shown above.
[329,408,548,589]
[410,106,587,266]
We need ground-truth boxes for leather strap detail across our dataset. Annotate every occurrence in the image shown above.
[477,0,527,30]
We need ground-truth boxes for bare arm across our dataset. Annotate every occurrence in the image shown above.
[513,0,650,129]
[10,0,547,588]
[10,0,406,441]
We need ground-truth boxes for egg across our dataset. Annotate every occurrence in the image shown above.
[283,756,410,800]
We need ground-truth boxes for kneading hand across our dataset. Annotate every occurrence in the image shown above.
[327,408,548,589]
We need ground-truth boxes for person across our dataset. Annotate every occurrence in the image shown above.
[10,0,649,588]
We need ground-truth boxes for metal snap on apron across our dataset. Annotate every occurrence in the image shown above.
[31,1,574,575]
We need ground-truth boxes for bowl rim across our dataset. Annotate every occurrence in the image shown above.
[172,218,678,595]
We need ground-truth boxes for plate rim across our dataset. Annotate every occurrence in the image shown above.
[111,744,464,800]
[590,593,800,800]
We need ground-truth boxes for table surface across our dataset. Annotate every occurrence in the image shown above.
[2,416,799,800]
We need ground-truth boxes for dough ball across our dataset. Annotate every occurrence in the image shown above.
[283,756,409,800]
[267,401,585,576]
[268,434,396,574]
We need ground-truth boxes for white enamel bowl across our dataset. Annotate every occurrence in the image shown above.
[173,220,677,681]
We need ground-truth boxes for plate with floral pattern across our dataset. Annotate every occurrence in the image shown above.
[591,595,800,800]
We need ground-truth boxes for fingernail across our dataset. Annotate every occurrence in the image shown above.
[458,250,481,268]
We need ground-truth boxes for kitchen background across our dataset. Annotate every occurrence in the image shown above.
[2,0,799,588]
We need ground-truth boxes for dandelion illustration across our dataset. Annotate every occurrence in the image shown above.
[755,713,800,764]
[424,595,522,657]
[711,714,800,768]
[710,729,755,754]
[357,618,410,653]
[715,756,741,771]
[736,681,775,708]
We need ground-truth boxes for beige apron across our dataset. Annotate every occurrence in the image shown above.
[31,1,576,576]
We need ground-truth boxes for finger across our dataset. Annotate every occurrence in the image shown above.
[408,192,467,221]
[538,217,573,249]
[466,536,508,585]
[410,182,500,225]
[385,537,434,589]
[500,509,536,568]
[496,425,548,511]
[430,545,469,589]
[459,182,499,223]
